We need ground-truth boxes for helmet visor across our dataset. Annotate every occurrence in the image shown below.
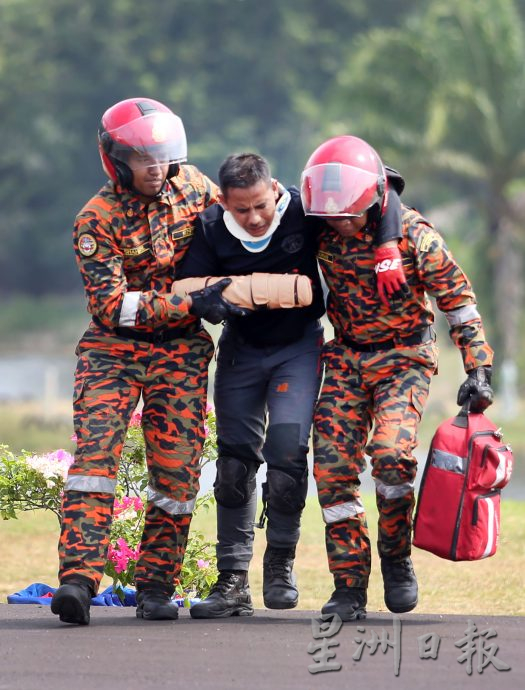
[301,163,381,217]
[105,112,187,167]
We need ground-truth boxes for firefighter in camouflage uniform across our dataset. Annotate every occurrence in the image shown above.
[51,98,245,625]
[300,135,494,620]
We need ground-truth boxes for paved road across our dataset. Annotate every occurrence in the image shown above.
[0,605,523,690]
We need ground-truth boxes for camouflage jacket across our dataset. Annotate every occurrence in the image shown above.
[317,206,493,372]
[73,165,219,330]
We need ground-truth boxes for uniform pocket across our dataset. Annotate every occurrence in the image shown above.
[469,441,513,490]
[72,355,89,405]
[467,490,501,559]
[408,385,425,420]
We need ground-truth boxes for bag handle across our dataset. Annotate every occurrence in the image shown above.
[452,399,471,428]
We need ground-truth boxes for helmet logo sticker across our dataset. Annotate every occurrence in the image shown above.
[151,116,169,143]
[78,233,98,257]
[324,197,340,214]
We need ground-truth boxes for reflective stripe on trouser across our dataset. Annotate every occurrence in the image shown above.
[214,323,322,570]
[58,325,214,591]
[313,339,437,588]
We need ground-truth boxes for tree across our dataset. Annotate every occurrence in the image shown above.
[325,0,525,414]
[0,0,420,296]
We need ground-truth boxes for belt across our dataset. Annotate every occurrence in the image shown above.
[92,317,196,344]
[114,325,196,344]
[341,326,434,353]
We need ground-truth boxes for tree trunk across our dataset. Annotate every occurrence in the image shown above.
[492,193,525,419]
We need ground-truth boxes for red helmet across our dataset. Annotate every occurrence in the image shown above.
[301,135,386,217]
[98,97,187,187]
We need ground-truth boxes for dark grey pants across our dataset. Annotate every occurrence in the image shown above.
[213,321,323,571]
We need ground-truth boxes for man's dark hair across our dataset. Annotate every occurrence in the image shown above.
[218,153,272,195]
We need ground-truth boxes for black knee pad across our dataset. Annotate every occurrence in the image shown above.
[263,468,308,515]
[214,456,257,508]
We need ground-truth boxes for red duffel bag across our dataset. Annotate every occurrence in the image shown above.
[413,406,513,561]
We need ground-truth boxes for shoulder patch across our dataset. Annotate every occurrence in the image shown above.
[418,231,436,253]
[78,233,98,257]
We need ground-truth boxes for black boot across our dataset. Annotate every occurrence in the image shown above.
[190,570,253,619]
[51,579,94,625]
[381,555,418,613]
[263,546,298,610]
[136,587,179,620]
[321,586,367,621]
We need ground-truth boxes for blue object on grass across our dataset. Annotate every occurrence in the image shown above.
[7,583,137,607]
[7,583,200,607]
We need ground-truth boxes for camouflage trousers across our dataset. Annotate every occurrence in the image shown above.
[58,322,214,594]
[313,339,438,588]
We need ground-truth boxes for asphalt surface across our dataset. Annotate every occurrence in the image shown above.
[0,604,523,690]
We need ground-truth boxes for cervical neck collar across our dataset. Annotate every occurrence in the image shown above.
[223,190,291,253]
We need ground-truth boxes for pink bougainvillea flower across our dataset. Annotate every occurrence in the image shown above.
[129,410,143,428]
[203,404,215,437]
[108,538,141,573]
[113,495,144,518]
[25,449,75,483]
[197,559,210,569]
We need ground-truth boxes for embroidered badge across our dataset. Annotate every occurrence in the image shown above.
[172,227,194,240]
[282,233,304,254]
[317,250,334,264]
[78,233,98,257]
[418,231,435,253]
[123,245,149,256]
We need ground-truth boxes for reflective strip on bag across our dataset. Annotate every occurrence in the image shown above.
[147,486,196,515]
[431,448,466,474]
[481,497,496,558]
[374,478,414,500]
[65,475,117,494]
[322,499,364,524]
[491,450,509,488]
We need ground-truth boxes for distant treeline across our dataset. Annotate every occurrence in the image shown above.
[2,0,525,376]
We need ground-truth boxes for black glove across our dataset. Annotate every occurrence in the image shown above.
[457,366,494,413]
[189,278,249,325]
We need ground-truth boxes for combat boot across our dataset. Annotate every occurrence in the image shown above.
[136,587,179,620]
[321,586,367,621]
[263,546,298,609]
[381,555,418,613]
[190,570,253,619]
[51,579,94,625]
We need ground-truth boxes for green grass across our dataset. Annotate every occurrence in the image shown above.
[0,403,75,454]
[1,496,523,615]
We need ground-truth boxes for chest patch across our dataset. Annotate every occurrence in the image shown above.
[281,233,304,254]
[317,250,334,264]
[78,233,98,257]
[172,227,194,241]
[123,245,149,257]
